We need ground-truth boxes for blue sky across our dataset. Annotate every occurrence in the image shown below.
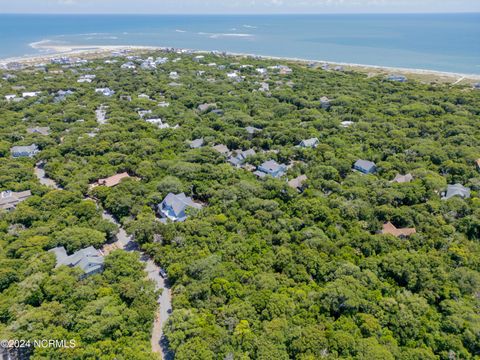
[1,0,479,14]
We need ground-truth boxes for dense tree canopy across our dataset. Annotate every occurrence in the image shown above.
[0,50,479,359]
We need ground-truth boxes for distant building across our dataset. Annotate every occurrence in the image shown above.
[11,144,39,158]
[193,55,205,63]
[340,121,354,128]
[22,91,40,98]
[288,174,308,191]
[320,96,331,110]
[121,62,136,69]
[245,126,262,135]
[27,127,50,136]
[0,190,32,211]
[198,103,216,112]
[157,193,202,222]
[387,75,407,82]
[212,144,231,156]
[354,160,377,174]
[4,94,16,101]
[49,246,104,278]
[441,184,471,200]
[169,71,179,79]
[391,173,413,183]
[254,160,287,178]
[95,88,115,96]
[472,83,480,90]
[298,138,319,148]
[93,172,131,188]
[189,138,204,149]
[228,149,256,167]
[381,222,416,238]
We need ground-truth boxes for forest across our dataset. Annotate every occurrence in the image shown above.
[0,49,479,359]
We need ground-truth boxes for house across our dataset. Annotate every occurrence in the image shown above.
[5,94,16,101]
[288,175,307,191]
[256,68,267,75]
[245,126,262,135]
[138,94,151,100]
[198,103,216,112]
[121,62,136,69]
[212,144,231,156]
[138,110,152,118]
[255,160,287,178]
[54,89,74,102]
[11,144,39,158]
[441,184,471,200]
[22,91,40,98]
[320,96,331,110]
[227,72,240,79]
[475,159,480,171]
[169,71,179,79]
[49,246,104,278]
[27,127,50,136]
[387,75,407,82]
[189,138,204,149]
[298,138,319,148]
[94,172,131,187]
[158,101,170,108]
[473,83,480,90]
[95,88,115,96]
[157,193,202,222]
[381,222,416,238]
[391,173,413,183]
[228,149,256,167]
[0,190,32,211]
[193,55,205,63]
[259,82,270,92]
[354,160,377,174]
[340,121,354,128]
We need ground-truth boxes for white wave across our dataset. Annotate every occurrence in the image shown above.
[243,25,258,29]
[209,33,254,39]
[175,29,187,33]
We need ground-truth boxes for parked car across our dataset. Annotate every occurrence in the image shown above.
[159,269,167,278]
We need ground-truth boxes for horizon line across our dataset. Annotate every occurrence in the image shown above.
[1,11,479,15]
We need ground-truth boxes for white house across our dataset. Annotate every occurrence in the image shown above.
[95,88,115,97]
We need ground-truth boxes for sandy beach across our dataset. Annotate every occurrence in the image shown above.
[2,43,480,85]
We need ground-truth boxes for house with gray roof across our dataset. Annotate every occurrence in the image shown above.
[197,103,217,112]
[189,138,204,149]
[0,190,32,211]
[298,138,319,148]
[158,193,203,222]
[353,159,377,174]
[11,144,39,158]
[27,127,50,136]
[391,173,413,183]
[228,149,256,167]
[320,96,331,110]
[212,144,231,156]
[442,184,471,200]
[254,160,287,178]
[245,126,262,135]
[49,246,104,278]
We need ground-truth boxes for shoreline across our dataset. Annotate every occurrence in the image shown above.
[2,44,480,84]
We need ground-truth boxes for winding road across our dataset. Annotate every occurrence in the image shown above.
[34,163,173,359]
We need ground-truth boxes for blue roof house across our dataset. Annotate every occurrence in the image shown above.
[11,144,39,158]
[158,193,203,222]
[354,160,377,174]
[255,160,287,178]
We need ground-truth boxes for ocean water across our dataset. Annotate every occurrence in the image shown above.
[0,13,479,74]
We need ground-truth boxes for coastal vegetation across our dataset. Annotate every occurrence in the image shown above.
[0,50,479,359]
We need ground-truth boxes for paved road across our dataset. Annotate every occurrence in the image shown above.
[34,162,60,189]
[100,211,173,360]
[34,166,173,359]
